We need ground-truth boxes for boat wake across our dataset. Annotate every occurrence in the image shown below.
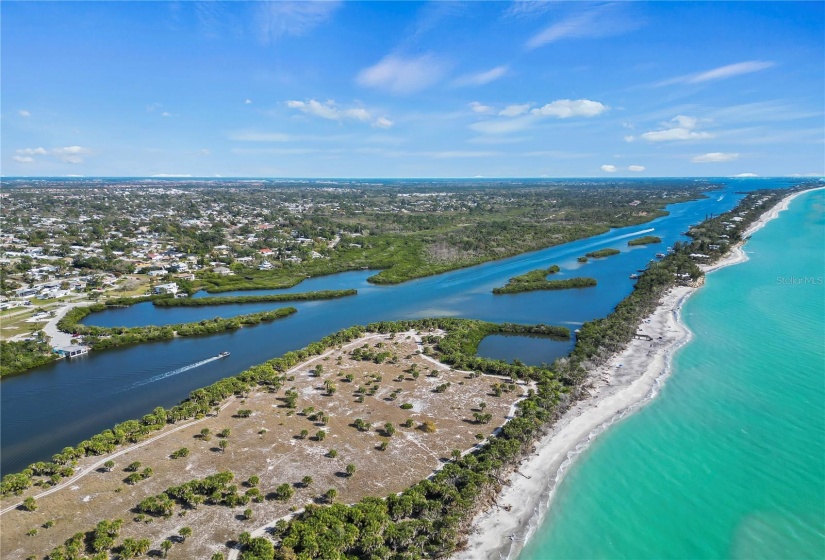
[125,356,223,390]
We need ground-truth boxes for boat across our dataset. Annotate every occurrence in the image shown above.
[629,273,640,279]
[217,351,230,358]
[655,252,666,258]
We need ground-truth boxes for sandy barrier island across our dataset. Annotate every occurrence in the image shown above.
[453,186,824,560]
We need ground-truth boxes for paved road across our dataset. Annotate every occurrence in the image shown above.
[41,302,94,347]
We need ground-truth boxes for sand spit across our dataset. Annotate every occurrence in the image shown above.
[453,186,822,560]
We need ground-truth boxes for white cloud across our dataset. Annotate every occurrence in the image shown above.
[255,1,340,43]
[161,112,172,117]
[531,99,608,118]
[151,174,193,178]
[658,61,774,86]
[18,110,31,117]
[469,98,607,136]
[673,115,698,129]
[13,156,35,163]
[638,115,713,142]
[245,99,252,104]
[499,103,532,117]
[469,116,534,135]
[287,99,339,120]
[469,102,494,114]
[356,54,448,94]
[734,172,759,177]
[600,164,618,172]
[146,103,163,113]
[624,135,635,143]
[345,108,371,122]
[526,4,643,49]
[453,65,508,87]
[692,152,739,163]
[53,146,92,164]
[286,99,391,128]
[17,147,47,156]
[16,146,91,164]
[628,165,646,172]
[372,117,395,129]
[641,129,713,141]
[52,146,90,156]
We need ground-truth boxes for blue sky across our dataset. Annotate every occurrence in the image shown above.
[2,1,823,178]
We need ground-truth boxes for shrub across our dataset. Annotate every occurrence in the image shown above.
[419,420,437,433]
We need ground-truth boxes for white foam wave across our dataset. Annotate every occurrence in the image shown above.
[126,356,222,390]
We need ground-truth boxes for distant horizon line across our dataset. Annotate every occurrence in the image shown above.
[2,175,822,180]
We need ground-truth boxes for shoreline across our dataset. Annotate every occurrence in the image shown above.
[453,186,822,560]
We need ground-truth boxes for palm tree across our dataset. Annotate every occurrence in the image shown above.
[161,540,172,558]
[179,527,192,542]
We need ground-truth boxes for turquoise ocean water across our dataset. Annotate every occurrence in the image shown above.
[521,189,825,560]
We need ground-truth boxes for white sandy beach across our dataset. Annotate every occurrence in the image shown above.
[453,186,822,560]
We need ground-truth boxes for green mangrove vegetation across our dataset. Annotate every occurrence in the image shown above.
[493,273,597,294]
[56,305,297,351]
[584,248,621,259]
[152,289,357,307]
[0,339,57,378]
[2,187,801,560]
[490,264,558,293]
[627,235,662,246]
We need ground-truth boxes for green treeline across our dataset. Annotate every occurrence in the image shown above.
[628,235,662,246]
[0,340,57,378]
[152,289,357,307]
[228,193,792,560]
[103,295,170,306]
[685,189,788,258]
[56,305,297,351]
[491,264,559,294]
[493,273,597,294]
[4,188,797,558]
[584,248,620,258]
[196,273,305,294]
[1,323,373,497]
[231,318,572,559]
[194,186,695,291]
[569,250,701,371]
[569,190,790,370]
